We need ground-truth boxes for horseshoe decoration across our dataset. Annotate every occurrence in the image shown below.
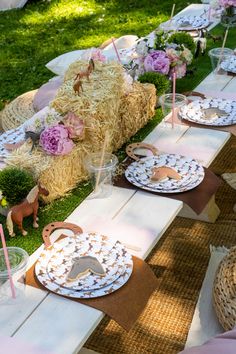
[42,221,83,249]
[126,142,159,161]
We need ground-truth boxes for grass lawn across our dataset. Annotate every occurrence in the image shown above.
[0,0,236,253]
[0,0,194,110]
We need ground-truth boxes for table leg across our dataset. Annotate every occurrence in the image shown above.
[178,195,220,223]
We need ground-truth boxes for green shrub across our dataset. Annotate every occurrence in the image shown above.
[168,32,196,54]
[0,168,35,206]
[138,72,170,96]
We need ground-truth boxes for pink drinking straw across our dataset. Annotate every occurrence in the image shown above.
[111,38,121,63]
[208,6,211,21]
[171,70,176,129]
[0,224,16,299]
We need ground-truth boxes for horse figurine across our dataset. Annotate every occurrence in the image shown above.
[74,58,95,82]
[73,78,83,95]
[73,59,95,95]
[6,183,49,237]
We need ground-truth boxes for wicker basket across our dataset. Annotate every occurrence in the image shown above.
[213,246,236,330]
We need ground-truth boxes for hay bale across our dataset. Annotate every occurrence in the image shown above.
[7,61,156,202]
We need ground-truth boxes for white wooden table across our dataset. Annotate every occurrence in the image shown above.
[0,4,235,354]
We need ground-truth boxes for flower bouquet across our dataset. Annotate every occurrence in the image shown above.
[125,31,194,80]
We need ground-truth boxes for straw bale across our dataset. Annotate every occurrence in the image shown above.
[6,61,156,202]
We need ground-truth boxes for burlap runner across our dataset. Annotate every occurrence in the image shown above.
[114,158,221,214]
[25,247,158,331]
[167,111,236,136]
[84,136,236,354]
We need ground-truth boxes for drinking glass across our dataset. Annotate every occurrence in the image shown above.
[85,152,118,198]
[208,47,234,74]
[159,93,188,128]
[0,247,29,304]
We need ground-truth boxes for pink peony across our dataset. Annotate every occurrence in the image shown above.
[169,63,187,79]
[40,124,74,155]
[144,50,170,75]
[63,112,84,140]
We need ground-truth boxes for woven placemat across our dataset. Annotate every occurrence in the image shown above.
[84,135,236,354]
[1,90,37,131]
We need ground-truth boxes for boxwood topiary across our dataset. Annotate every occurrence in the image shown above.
[138,72,170,96]
[168,32,196,54]
[0,167,35,206]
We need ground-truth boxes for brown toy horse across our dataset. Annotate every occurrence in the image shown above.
[73,58,95,95]
[6,183,49,237]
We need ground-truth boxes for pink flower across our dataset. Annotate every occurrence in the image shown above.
[165,48,180,65]
[91,49,106,62]
[144,50,170,75]
[40,124,74,155]
[220,0,236,7]
[170,63,187,79]
[63,112,84,140]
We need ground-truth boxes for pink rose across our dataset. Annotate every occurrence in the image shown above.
[63,112,84,140]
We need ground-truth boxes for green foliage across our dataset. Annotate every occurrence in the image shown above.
[138,72,170,96]
[0,168,35,206]
[154,30,168,51]
[168,32,196,54]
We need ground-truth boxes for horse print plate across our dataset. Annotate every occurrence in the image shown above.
[179,98,236,126]
[125,154,204,193]
[46,234,126,291]
[175,15,209,31]
[35,234,133,298]
[220,56,236,74]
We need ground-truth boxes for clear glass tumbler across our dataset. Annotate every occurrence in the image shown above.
[85,152,118,198]
[159,93,188,128]
[208,47,234,74]
[0,247,29,304]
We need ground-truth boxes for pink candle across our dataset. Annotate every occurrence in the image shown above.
[111,38,121,63]
[171,70,176,129]
[0,224,16,299]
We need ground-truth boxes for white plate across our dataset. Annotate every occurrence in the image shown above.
[220,56,236,74]
[35,234,133,298]
[125,154,204,193]
[175,15,209,30]
[179,98,236,126]
[46,236,126,291]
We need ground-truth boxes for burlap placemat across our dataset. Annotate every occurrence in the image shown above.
[167,112,236,136]
[114,158,221,215]
[84,135,236,354]
[26,248,158,331]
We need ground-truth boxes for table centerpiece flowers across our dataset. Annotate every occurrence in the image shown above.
[125,30,194,81]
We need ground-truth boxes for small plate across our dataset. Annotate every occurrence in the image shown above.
[35,234,133,298]
[175,15,209,30]
[46,239,126,291]
[179,98,236,126]
[125,154,204,194]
